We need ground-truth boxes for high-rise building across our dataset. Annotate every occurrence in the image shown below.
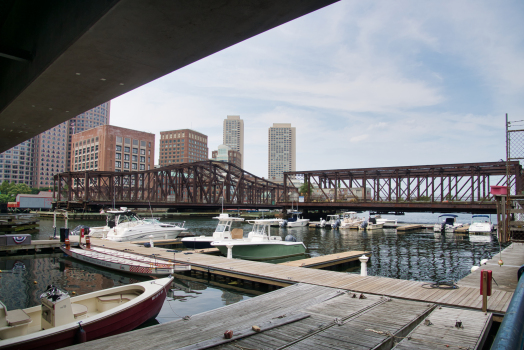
[268,123,296,183]
[223,115,244,168]
[71,125,155,172]
[67,101,111,169]
[159,129,208,166]
[0,139,35,186]
[211,145,242,168]
[34,121,69,187]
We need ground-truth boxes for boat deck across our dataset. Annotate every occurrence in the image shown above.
[64,283,494,350]
[67,236,518,314]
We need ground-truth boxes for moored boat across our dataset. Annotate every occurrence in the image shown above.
[181,213,245,249]
[279,211,310,228]
[61,245,190,276]
[211,219,306,261]
[468,215,494,233]
[433,214,464,233]
[339,212,364,229]
[0,276,173,350]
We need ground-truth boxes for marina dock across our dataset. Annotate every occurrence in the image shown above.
[67,236,517,314]
[0,239,62,254]
[396,224,424,232]
[279,250,369,269]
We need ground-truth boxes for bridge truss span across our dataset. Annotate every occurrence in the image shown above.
[283,161,523,213]
[53,161,284,210]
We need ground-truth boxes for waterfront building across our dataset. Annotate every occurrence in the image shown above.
[66,101,110,169]
[268,123,296,183]
[159,129,208,166]
[34,121,69,187]
[211,144,242,168]
[70,125,155,172]
[223,115,244,168]
[0,139,36,186]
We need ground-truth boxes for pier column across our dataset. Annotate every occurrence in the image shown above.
[359,255,369,276]
[226,245,234,259]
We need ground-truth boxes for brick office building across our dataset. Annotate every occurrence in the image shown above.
[158,129,208,166]
[70,125,155,172]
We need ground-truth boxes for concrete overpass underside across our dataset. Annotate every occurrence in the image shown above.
[0,0,337,152]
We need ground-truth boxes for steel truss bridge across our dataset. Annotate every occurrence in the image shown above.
[54,161,522,213]
[53,161,285,210]
[282,161,523,213]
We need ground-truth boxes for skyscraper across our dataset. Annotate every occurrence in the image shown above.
[159,129,208,166]
[223,115,244,168]
[268,123,296,183]
[0,139,35,186]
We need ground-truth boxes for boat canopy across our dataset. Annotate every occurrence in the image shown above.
[438,214,458,218]
[472,215,490,218]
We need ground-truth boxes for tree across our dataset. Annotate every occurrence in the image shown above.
[298,182,313,194]
[0,181,32,203]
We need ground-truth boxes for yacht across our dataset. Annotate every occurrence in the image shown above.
[468,215,494,234]
[98,208,185,242]
[181,213,244,249]
[211,219,305,261]
[433,214,464,233]
[339,211,364,229]
[280,211,310,228]
[325,214,342,229]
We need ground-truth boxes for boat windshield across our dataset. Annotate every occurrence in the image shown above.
[472,216,490,223]
[142,218,161,224]
[216,223,227,232]
[251,223,267,235]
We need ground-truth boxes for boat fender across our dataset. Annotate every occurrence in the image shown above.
[252,325,261,332]
[284,235,297,242]
[143,243,151,248]
[224,330,233,339]
[76,322,87,343]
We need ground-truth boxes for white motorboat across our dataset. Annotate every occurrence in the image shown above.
[374,215,398,226]
[0,277,173,350]
[309,218,327,228]
[339,212,364,229]
[181,213,245,249]
[358,217,384,231]
[325,214,342,229]
[280,211,310,228]
[468,215,494,234]
[97,209,185,242]
[433,214,464,233]
[211,219,306,261]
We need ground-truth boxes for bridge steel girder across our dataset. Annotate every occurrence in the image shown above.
[53,161,283,210]
[283,161,523,213]
[0,0,338,152]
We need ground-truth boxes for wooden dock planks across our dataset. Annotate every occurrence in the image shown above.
[278,250,369,268]
[67,236,517,314]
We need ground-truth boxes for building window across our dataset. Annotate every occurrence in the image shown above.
[140,164,145,170]
[124,146,130,153]
[115,161,121,168]
[132,163,137,170]
[132,148,138,154]
[116,145,122,151]
[132,155,137,162]
[140,149,145,155]
[124,154,129,161]
[116,153,121,160]
[140,156,145,162]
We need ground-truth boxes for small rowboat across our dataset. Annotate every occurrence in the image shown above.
[0,276,173,350]
[61,245,190,276]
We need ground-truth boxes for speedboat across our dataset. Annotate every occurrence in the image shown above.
[280,211,310,228]
[181,213,244,249]
[468,215,494,234]
[359,216,384,231]
[339,212,364,229]
[325,214,341,229]
[99,208,185,242]
[0,277,172,350]
[309,218,327,228]
[211,219,306,261]
[374,215,398,226]
[433,214,464,233]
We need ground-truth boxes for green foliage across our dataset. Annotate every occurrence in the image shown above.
[418,196,431,201]
[0,181,33,203]
[298,183,313,194]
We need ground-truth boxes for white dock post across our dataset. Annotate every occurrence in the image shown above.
[149,235,154,248]
[226,245,234,259]
[359,255,369,276]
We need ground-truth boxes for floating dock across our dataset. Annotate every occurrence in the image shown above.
[67,282,494,350]
[67,236,516,314]
[0,214,39,235]
[396,224,424,232]
[0,239,62,254]
[279,250,369,269]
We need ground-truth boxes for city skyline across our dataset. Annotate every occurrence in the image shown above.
[109,1,524,179]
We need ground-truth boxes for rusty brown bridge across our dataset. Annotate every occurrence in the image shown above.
[53,161,522,213]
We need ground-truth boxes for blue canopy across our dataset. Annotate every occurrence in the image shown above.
[438,214,458,218]
[472,215,490,218]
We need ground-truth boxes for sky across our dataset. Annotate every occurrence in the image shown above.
[110,0,524,179]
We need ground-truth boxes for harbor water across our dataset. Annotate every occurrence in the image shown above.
[0,212,508,324]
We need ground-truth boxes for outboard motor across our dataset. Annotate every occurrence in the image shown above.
[284,235,297,242]
[280,220,288,228]
[360,221,368,229]
[440,222,446,232]
[319,218,326,228]
[331,219,341,229]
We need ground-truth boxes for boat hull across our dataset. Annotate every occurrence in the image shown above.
[181,238,213,249]
[1,278,171,350]
[214,243,306,261]
[106,227,183,242]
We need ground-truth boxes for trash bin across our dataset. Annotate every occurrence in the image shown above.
[60,228,70,242]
